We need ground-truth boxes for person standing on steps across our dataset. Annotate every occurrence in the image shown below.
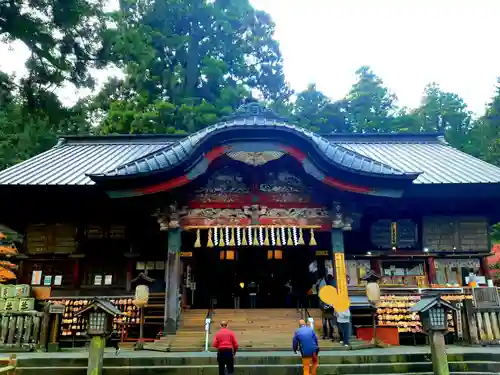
[336,307,352,347]
[247,280,258,308]
[293,319,319,375]
[213,321,239,375]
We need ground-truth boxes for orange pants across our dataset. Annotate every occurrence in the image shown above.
[301,353,318,375]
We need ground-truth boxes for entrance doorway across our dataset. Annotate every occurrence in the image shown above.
[190,246,315,309]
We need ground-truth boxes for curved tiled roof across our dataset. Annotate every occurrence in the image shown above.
[90,104,419,181]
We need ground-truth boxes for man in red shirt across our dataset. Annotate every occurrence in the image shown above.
[213,320,238,375]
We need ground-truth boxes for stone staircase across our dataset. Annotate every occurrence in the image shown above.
[14,350,500,374]
[145,309,207,351]
[145,308,369,352]
[210,308,302,350]
[307,308,370,350]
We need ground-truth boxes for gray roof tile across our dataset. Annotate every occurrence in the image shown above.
[0,136,173,185]
[0,132,499,186]
[97,118,411,179]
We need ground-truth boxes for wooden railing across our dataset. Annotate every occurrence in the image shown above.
[0,312,42,351]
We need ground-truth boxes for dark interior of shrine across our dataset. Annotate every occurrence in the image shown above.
[183,231,332,309]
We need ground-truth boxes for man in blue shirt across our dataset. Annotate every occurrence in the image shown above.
[292,319,319,375]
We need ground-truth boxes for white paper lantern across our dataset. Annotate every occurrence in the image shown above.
[134,285,150,307]
[366,282,380,303]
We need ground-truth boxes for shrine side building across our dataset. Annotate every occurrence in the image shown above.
[0,103,499,341]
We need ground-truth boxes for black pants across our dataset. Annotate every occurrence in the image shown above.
[249,294,257,308]
[217,349,234,375]
[322,317,334,338]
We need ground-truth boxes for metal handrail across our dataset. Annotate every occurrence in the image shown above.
[204,305,213,352]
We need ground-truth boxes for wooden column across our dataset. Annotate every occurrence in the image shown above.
[480,257,491,281]
[370,259,381,275]
[427,257,437,284]
[165,227,181,334]
[73,260,80,289]
[331,228,347,297]
[126,260,133,293]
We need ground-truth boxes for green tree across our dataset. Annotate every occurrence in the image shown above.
[292,84,349,133]
[0,0,108,88]
[96,0,291,134]
[345,66,397,132]
[415,83,473,150]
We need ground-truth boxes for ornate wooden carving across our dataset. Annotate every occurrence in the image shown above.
[189,168,317,208]
[181,206,330,229]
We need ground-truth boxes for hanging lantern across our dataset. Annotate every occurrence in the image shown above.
[309,228,317,246]
[207,228,214,248]
[366,282,380,304]
[194,229,201,248]
[133,285,149,308]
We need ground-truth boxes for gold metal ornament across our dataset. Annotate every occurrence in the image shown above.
[194,229,201,248]
[229,227,236,246]
[298,227,305,245]
[253,227,259,246]
[309,228,317,246]
[207,228,214,248]
[219,227,226,247]
[264,227,270,246]
[242,227,248,246]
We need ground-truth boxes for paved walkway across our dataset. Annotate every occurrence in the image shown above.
[5,345,500,360]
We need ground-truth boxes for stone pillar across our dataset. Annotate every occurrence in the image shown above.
[165,227,181,334]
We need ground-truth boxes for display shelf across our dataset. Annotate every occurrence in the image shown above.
[376,294,458,333]
[50,297,139,337]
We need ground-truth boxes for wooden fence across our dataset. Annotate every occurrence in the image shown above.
[0,312,42,351]
[462,287,500,344]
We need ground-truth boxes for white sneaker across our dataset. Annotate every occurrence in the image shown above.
[344,344,349,347]
[339,341,343,344]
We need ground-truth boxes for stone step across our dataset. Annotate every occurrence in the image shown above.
[15,361,500,374]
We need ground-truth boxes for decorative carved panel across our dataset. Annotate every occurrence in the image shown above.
[260,171,308,193]
[195,167,250,194]
[227,151,285,166]
[370,219,418,249]
[181,206,330,229]
[26,224,77,254]
[423,216,488,252]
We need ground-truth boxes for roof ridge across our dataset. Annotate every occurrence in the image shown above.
[92,119,419,180]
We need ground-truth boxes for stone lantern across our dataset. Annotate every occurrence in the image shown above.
[75,299,123,375]
[410,295,457,375]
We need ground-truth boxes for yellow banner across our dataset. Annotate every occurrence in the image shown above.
[334,253,348,297]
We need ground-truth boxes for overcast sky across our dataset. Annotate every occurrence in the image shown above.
[1,0,499,114]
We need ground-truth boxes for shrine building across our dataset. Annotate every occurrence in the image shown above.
[0,102,499,345]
